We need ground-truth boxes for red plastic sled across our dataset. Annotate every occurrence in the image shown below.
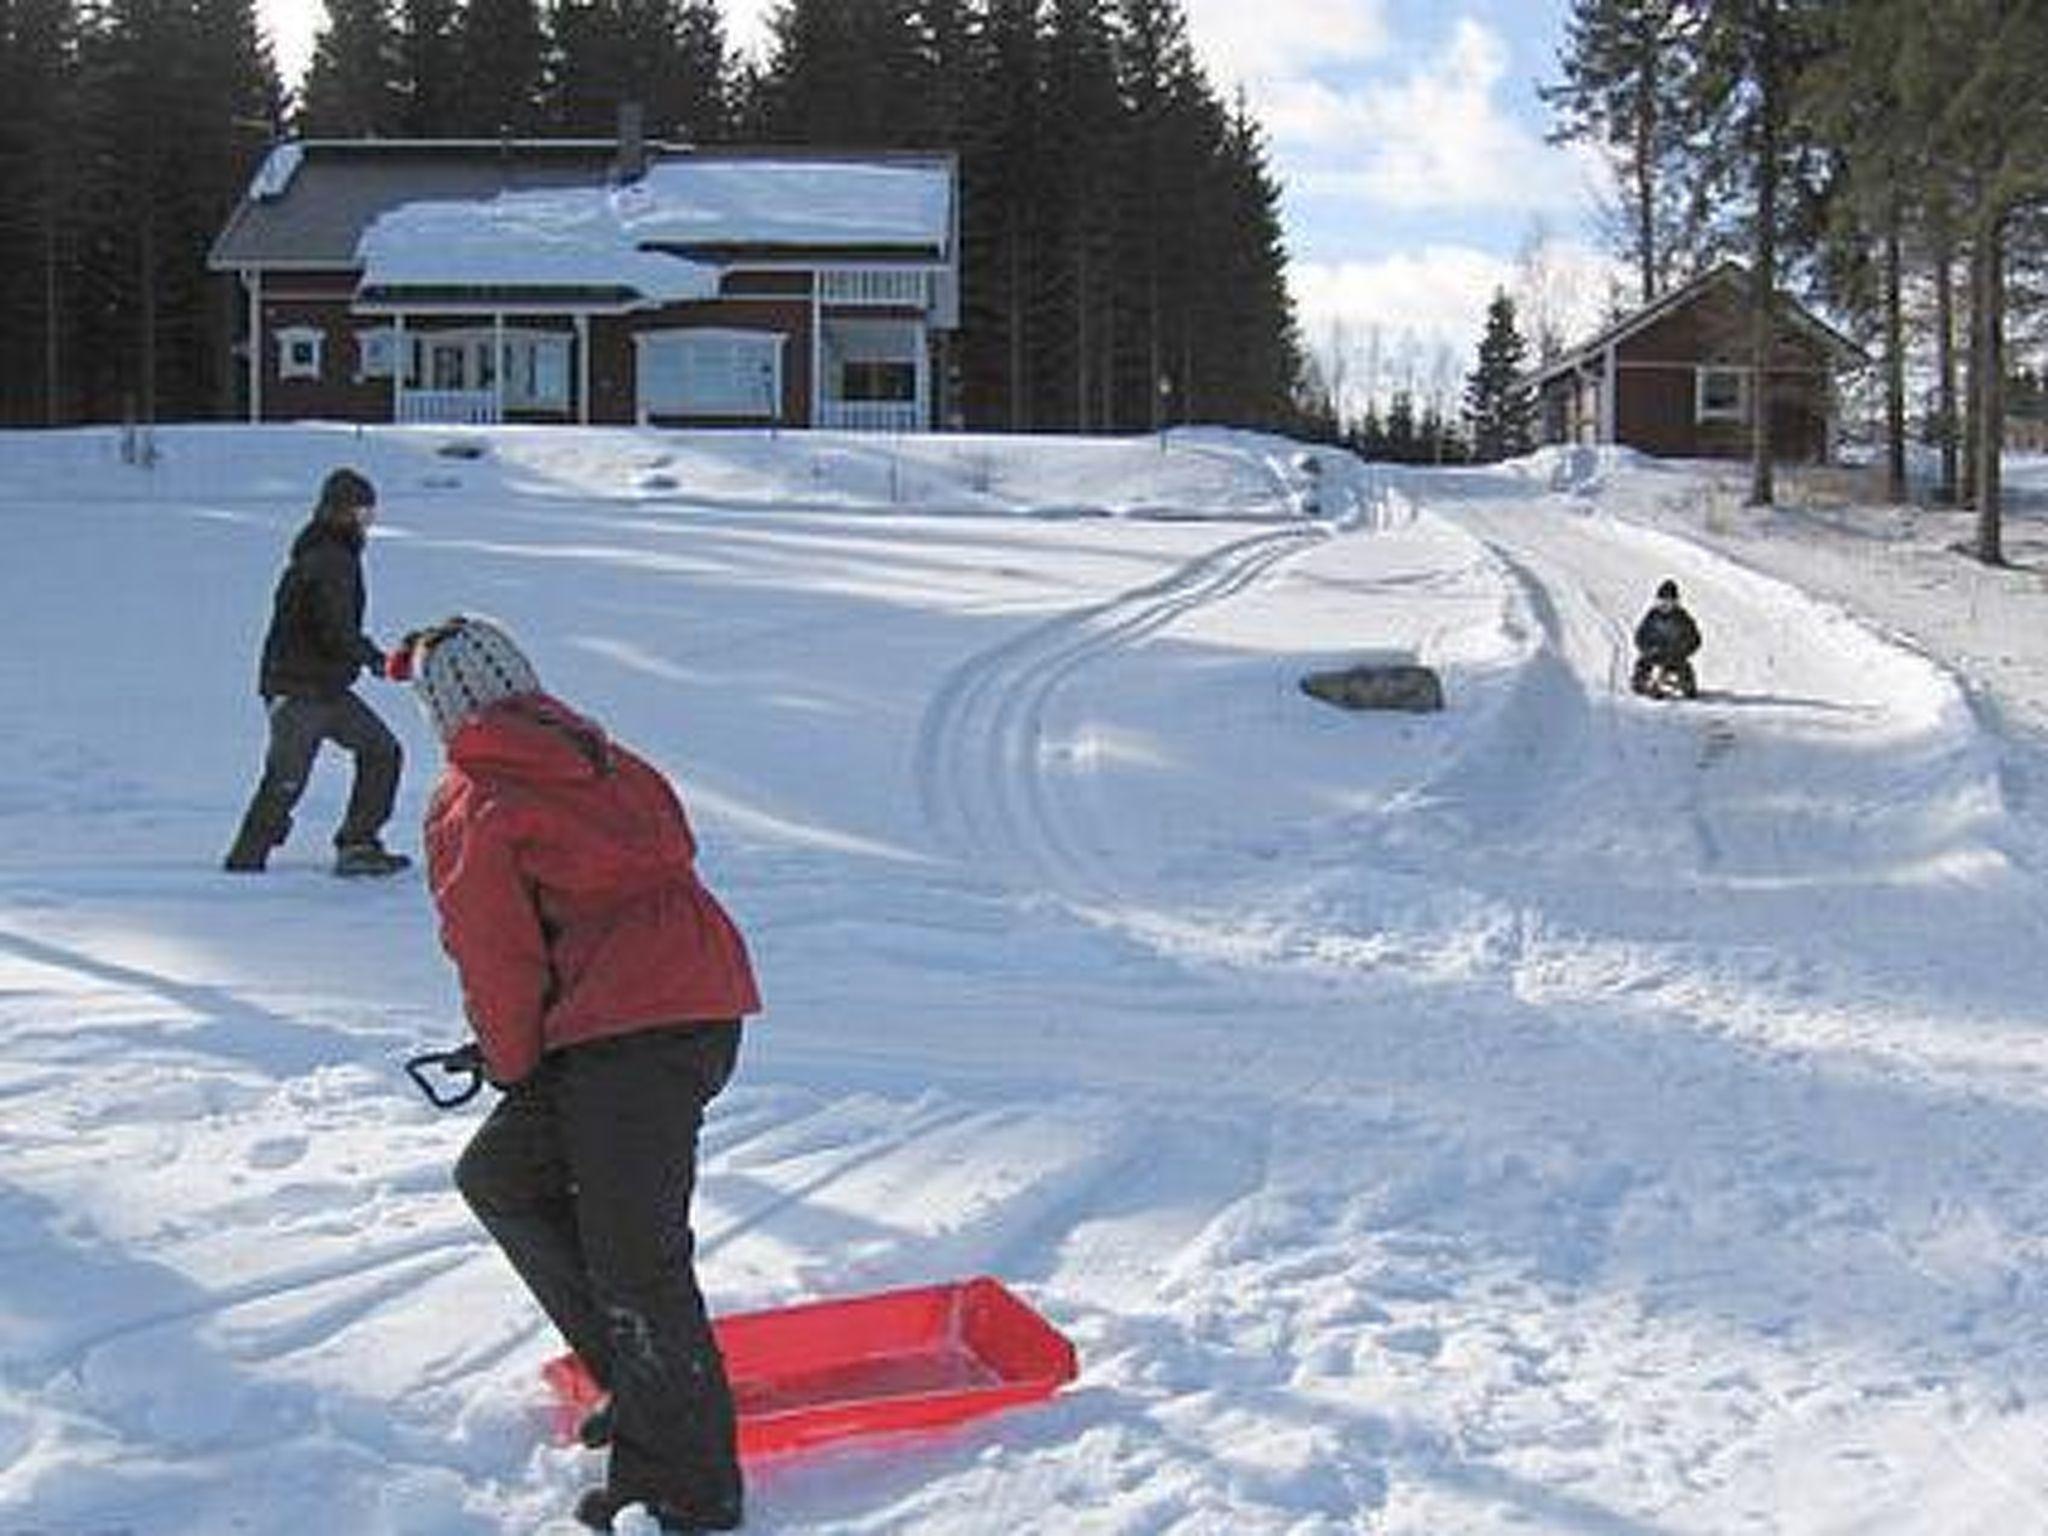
[542,1276,1078,1460]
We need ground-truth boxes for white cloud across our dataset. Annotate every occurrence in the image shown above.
[1295,245,1514,361]
[1185,0,1389,86]
[1262,18,1595,216]
[1291,237,1625,412]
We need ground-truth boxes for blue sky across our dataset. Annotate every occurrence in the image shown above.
[262,0,1613,408]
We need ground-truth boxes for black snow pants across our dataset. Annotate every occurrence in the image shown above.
[455,1022,744,1520]
[229,690,401,855]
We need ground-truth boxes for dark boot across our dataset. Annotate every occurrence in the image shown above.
[573,1485,741,1534]
[579,1394,616,1449]
[223,834,271,872]
[334,840,412,877]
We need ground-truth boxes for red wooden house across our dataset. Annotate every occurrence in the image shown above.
[208,135,959,431]
[1530,264,1863,462]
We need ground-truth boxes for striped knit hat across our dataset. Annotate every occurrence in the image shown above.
[407,615,541,740]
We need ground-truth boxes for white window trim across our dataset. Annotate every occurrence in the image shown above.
[634,328,785,422]
[277,325,324,381]
[1696,365,1750,423]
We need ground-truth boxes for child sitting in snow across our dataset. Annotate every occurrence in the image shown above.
[1631,578,1701,699]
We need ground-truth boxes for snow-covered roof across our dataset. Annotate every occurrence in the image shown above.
[354,156,952,306]
[613,159,953,250]
[357,184,722,305]
[249,142,304,201]
[210,141,957,278]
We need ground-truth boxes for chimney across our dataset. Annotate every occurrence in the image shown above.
[614,101,647,184]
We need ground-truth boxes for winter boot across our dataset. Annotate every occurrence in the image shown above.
[223,841,269,873]
[578,1395,616,1449]
[573,1486,742,1534]
[334,840,412,878]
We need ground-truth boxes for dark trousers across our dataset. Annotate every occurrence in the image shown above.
[230,690,401,854]
[456,1024,744,1516]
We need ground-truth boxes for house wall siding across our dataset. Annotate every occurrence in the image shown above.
[256,274,390,422]
[591,298,815,425]
[1541,282,1840,462]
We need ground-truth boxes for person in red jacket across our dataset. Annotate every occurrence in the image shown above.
[401,614,760,1536]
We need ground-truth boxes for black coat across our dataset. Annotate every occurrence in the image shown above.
[258,516,383,698]
[1634,602,1701,663]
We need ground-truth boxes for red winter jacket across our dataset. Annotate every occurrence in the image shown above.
[425,692,760,1086]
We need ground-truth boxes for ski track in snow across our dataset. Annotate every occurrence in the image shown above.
[4,431,2048,1533]
[914,519,1331,902]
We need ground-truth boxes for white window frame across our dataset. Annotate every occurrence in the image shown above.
[635,328,785,421]
[277,326,324,381]
[1696,365,1749,423]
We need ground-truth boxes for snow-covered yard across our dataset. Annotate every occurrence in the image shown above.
[3,425,2047,1533]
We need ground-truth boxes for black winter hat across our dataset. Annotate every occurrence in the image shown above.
[1656,579,1679,601]
[317,467,377,520]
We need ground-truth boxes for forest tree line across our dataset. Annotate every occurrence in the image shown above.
[0,0,1303,434]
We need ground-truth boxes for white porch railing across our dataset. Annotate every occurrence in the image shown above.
[397,389,499,425]
[817,400,924,432]
[819,269,930,307]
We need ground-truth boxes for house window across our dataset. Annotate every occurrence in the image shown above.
[355,328,399,381]
[504,334,572,410]
[841,359,917,403]
[1696,366,1749,423]
[277,326,324,381]
[637,329,783,419]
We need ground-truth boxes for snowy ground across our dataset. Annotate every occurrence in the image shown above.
[2,424,2046,1534]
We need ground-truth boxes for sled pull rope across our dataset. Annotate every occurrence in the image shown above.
[405,1043,485,1108]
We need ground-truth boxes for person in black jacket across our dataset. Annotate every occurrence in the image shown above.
[224,468,410,876]
[1631,577,1702,699]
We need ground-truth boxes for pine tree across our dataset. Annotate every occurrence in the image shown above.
[1925,0,2048,561]
[1463,291,1536,463]
[1544,0,1696,303]
[1679,0,1829,506]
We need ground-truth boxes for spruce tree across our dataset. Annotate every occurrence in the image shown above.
[299,0,402,135]
[0,0,83,421]
[449,0,548,135]
[1205,93,1300,428]
[672,0,730,142]
[1037,0,1122,429]
[76,0,278,422]
[756,0,923,147]
[396,0,461,134]
[958,0,1044,428]
[1463,290,1536,463]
